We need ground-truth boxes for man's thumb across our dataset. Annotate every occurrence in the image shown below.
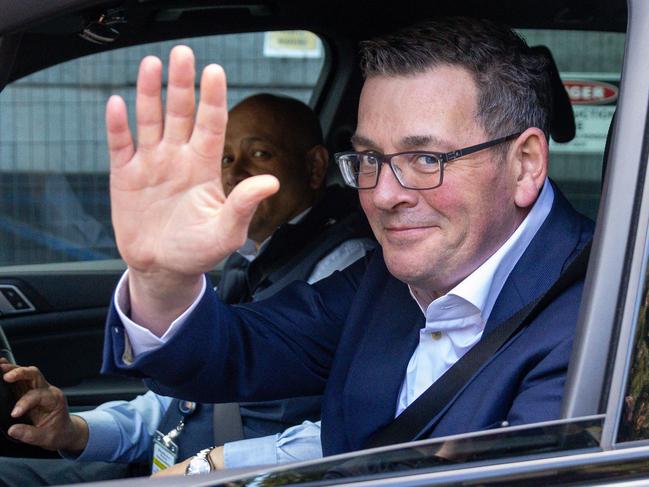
[220,174,280,242]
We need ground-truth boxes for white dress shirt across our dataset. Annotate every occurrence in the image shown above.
[396,181,554,415]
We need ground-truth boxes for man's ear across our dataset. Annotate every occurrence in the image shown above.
[306,145,329,190]
[510,127,549,208]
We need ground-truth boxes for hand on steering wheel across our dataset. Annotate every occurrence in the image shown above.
[0,359,88,452]
[0,326,19,444]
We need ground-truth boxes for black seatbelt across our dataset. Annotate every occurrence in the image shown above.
[365,242,591,449]
[212,403,245,446]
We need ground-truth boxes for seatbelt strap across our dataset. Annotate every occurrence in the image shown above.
[212,403,245,446]
[365,242,591,449]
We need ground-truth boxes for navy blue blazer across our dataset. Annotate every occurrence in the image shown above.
[103,185,593,456]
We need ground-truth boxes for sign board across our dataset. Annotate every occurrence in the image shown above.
[263,31,323,58]
[550,74,619,154]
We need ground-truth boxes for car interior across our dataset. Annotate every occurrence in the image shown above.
[3,0,648,484]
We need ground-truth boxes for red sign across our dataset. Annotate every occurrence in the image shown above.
[563,79,618,105]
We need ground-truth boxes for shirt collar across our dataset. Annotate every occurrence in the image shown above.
[410,179,555,323]
[237,207,312,262]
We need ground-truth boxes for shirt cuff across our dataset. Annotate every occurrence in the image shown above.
[59,411,122,462]
[113,270,208,357]
[223,434,280,468]
[275,421,323,463]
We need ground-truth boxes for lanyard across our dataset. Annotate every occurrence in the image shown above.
[161,400,197,447]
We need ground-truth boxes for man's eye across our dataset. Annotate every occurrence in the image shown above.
[252,150,270,158]
[414,154,439,165]
[360,154,378,167]
[222,156,234,165]
[411,154,440,173]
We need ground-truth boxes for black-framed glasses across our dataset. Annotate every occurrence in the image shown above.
[334,133,521,190]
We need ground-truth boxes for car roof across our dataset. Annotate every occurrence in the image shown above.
[0,0,627,87]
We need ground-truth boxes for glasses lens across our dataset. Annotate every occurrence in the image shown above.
[393,153,441,189]
[336,152,442,190]
[336,153,378,189]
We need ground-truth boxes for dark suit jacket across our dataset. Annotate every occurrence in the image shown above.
[103,184,593,456]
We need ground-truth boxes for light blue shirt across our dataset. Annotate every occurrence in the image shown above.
[68,393,323,468]
[65,238,372,467]
[223,420,321,467]
[63,391,172,463]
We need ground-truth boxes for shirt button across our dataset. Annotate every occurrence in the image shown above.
[431,331,442,340]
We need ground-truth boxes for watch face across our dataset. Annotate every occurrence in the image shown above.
[186,456,211,475]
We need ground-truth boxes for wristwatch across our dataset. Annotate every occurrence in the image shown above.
[185,447,215,476]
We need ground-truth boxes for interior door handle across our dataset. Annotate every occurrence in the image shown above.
[0,285,35,315]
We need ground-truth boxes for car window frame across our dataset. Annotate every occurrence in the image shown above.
[562,0,649,450]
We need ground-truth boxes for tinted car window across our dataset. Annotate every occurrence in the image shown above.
[220,418,602,486]
[518,29,625,220]
[619,232,649,442]
[0,31,325,269]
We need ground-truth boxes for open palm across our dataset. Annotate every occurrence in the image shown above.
[108,46,278,276]
[106,47,278,328]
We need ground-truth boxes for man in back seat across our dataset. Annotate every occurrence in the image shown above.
[0,94,375,484]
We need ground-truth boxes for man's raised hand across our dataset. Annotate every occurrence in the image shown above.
[106,46,279,333]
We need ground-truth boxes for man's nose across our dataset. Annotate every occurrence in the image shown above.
[370,162,417,209]
[223,158,251,190]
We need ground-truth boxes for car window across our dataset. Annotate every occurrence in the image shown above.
[216,418,602,486]
[518,29,625,221]
[0,30,325,270]
[618,209,649,443]
[619,269,649,442]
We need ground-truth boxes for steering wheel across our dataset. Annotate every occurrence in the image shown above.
[0,325,17,424]
[0,324,15,364]
[0,325,21,448]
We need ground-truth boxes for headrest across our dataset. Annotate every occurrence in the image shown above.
[531,45,576,143]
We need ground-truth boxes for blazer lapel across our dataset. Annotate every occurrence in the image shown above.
[342,270,424,451]
[487,186,585,332]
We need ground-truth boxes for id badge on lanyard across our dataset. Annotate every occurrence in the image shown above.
[151,400,197,474]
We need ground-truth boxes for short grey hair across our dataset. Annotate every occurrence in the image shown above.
[359,17,553,143]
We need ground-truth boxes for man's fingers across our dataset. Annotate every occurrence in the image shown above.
[2,365,45,386]
[7,423,39,445]
[220,175,280,244]
[0,362,18,375]
[11,387,59,418]
[163,45,196,144]
[136,56,164,149]
[106,95,135,169]
[7,423,56,449]
[190,64,228,161]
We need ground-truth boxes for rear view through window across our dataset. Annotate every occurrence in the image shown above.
[0,31,325,268]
